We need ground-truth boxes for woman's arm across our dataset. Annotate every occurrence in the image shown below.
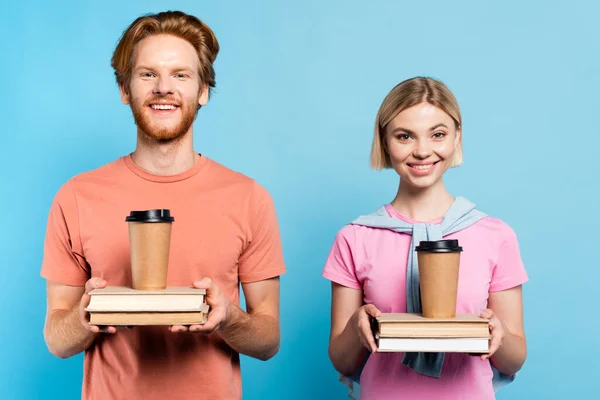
[328,282,380,377]
[484,285,527,375]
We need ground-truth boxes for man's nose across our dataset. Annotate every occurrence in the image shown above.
[153,75,175,95]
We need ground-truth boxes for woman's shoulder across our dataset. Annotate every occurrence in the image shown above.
[471,215,520,244]
[332,214,397,248]
[333,222,375,242]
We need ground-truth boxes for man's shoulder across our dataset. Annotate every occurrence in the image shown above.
[204,157,270,196]
[70,157,124,185]
[48,157,124,209]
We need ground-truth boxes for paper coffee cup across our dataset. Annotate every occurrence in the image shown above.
[126,209,174,290]
[415,239,463,318]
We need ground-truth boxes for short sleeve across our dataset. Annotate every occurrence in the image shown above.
[489,222,529,292]
[322,225,362,289]
[40,180,90,286]
[238,182,286,283]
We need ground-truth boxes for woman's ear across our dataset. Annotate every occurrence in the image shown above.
[454,128,462,148]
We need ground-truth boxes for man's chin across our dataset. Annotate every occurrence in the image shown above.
[139,129,188,143]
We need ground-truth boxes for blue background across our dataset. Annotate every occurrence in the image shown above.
[2,0,599,398]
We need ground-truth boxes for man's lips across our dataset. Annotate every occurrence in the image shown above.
[148,102,179,111]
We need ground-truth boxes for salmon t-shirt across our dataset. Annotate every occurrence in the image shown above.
[322,204,528,400]
[41,155,286,400]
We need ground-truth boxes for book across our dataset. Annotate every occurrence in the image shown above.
[89,307,209,326]
[376,335,490,353]
[86,286,207,312]
[376,313,490,338]
[374,313,490,353]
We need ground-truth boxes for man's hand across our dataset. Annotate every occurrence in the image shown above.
[170,278,231,333]
[80,277,129,334]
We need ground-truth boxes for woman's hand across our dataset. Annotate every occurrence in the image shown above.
[480,308,506,360]
[354,304,382,353]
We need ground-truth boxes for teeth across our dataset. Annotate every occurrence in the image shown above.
[151,104,176,110]
[411,164,433,170]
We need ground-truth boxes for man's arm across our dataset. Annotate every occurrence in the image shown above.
[44,277,118,359]
[171,276,281,361]
[44,280,96,359]
[217,277,280,360]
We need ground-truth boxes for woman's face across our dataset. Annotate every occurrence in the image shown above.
[385,102,460,190]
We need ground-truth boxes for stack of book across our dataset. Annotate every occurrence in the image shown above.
[374,313,491,353]
[86,286,209,326]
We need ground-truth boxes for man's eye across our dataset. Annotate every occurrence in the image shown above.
[141,72,155,78]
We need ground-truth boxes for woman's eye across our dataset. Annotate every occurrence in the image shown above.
[396,134,411,141]
[432,131,447,139]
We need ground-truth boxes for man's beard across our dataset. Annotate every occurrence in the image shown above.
[131,96,198,143]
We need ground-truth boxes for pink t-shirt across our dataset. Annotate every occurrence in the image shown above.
[322,204,528,400]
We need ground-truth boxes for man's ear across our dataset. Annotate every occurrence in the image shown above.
[198,84,209,107]
[119,83,131,105]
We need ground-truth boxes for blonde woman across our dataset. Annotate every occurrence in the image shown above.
[323,77,528,399]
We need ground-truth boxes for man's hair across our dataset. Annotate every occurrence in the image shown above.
[370,77,463,170]
[111,10,219,94]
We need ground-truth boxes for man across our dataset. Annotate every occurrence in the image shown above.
[41,11,285,400]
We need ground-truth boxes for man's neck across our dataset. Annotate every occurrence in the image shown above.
[131,130,199,176]
[390,179,455,222]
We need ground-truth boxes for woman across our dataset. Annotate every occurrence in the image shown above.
[323,77,528,399]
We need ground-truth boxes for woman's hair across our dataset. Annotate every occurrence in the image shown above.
[111,10,219,94]
[370,77,463,170]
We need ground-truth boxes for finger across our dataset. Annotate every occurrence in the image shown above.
[80,294,92,313]
[356,328,369,350]
[190,312,221,333]
[482,341,499,360]
[357,333,366,347]
[85,277,107,294]
[188,323,216,333]
[81,281,97,310]
[480,308,493,319]
[365,329,377,353]
[482,324,502,360]
[90,325,118,334]
[192,277,213,290]
[358,318,377,353]
[364,304,382,318]
[170,325,190,333]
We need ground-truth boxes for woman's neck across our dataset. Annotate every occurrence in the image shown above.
[390,179,455,222]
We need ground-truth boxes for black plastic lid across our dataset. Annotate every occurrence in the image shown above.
[415,239,462,253]
[125,209,174,223]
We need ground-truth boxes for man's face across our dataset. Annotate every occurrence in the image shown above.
[120,34,209,142]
